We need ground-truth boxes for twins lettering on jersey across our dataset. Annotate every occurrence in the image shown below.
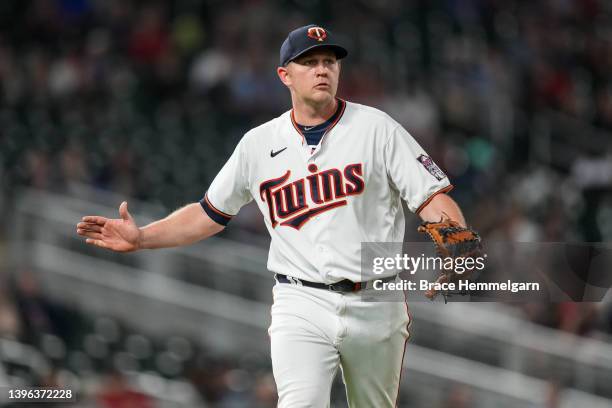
[260,163,364,230]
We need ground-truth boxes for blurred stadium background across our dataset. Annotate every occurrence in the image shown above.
[1,0,612,407]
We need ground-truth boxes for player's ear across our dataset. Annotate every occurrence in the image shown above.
[277,66,291,87]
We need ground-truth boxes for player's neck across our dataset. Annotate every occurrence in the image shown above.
[292,98,338,126]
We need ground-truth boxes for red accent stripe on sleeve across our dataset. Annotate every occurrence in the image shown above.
[199,193,233,226]
[415,184,454,215]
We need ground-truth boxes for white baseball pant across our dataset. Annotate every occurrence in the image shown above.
[269,281,410,407]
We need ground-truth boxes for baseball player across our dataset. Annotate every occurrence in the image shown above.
[77,24,467,407]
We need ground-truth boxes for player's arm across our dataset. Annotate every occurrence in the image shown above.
[78,132,252,252]
[76,201,224,252]
[417,193,466,228]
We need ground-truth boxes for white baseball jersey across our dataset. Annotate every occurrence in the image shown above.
[200,99,452,284]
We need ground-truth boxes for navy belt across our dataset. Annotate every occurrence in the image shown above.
[275,273,397,293]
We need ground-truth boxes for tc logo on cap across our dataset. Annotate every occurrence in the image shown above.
[307,27,327,42]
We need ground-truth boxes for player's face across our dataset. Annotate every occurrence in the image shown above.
[279,49,340,107]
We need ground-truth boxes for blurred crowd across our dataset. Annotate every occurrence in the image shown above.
[1,0,612,406]
[1,0,611,239]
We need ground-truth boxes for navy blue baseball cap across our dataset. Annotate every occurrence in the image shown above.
[279,24,348,66]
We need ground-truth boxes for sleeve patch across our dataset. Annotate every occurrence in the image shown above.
[417,154,447,181]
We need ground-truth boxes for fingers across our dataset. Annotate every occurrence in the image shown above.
[77,229,104,240]
[76,222,103,233]
[81,216,107,225]
[119,201,133,222]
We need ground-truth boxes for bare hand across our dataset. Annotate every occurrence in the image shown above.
[77,201,142,252]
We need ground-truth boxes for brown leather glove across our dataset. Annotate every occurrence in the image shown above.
[418,217,483,302]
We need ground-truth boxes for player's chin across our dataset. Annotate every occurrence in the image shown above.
[309,90,334,104]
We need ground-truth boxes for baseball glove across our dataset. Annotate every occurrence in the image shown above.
[418,216,483,302]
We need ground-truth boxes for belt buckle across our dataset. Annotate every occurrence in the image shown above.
[329,280,357,293]
[328,283,343,293]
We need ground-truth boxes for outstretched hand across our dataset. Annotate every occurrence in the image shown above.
[77,201,142,252]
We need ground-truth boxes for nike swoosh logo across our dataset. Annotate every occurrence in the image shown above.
[270,147,287,158]
[303,126,315,131]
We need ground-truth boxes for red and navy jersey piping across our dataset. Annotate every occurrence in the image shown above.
[415,185,454,214]
[200,193,233,226]
[290,98,346,146]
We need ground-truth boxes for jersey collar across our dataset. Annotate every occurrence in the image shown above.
[290,98,347,146]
